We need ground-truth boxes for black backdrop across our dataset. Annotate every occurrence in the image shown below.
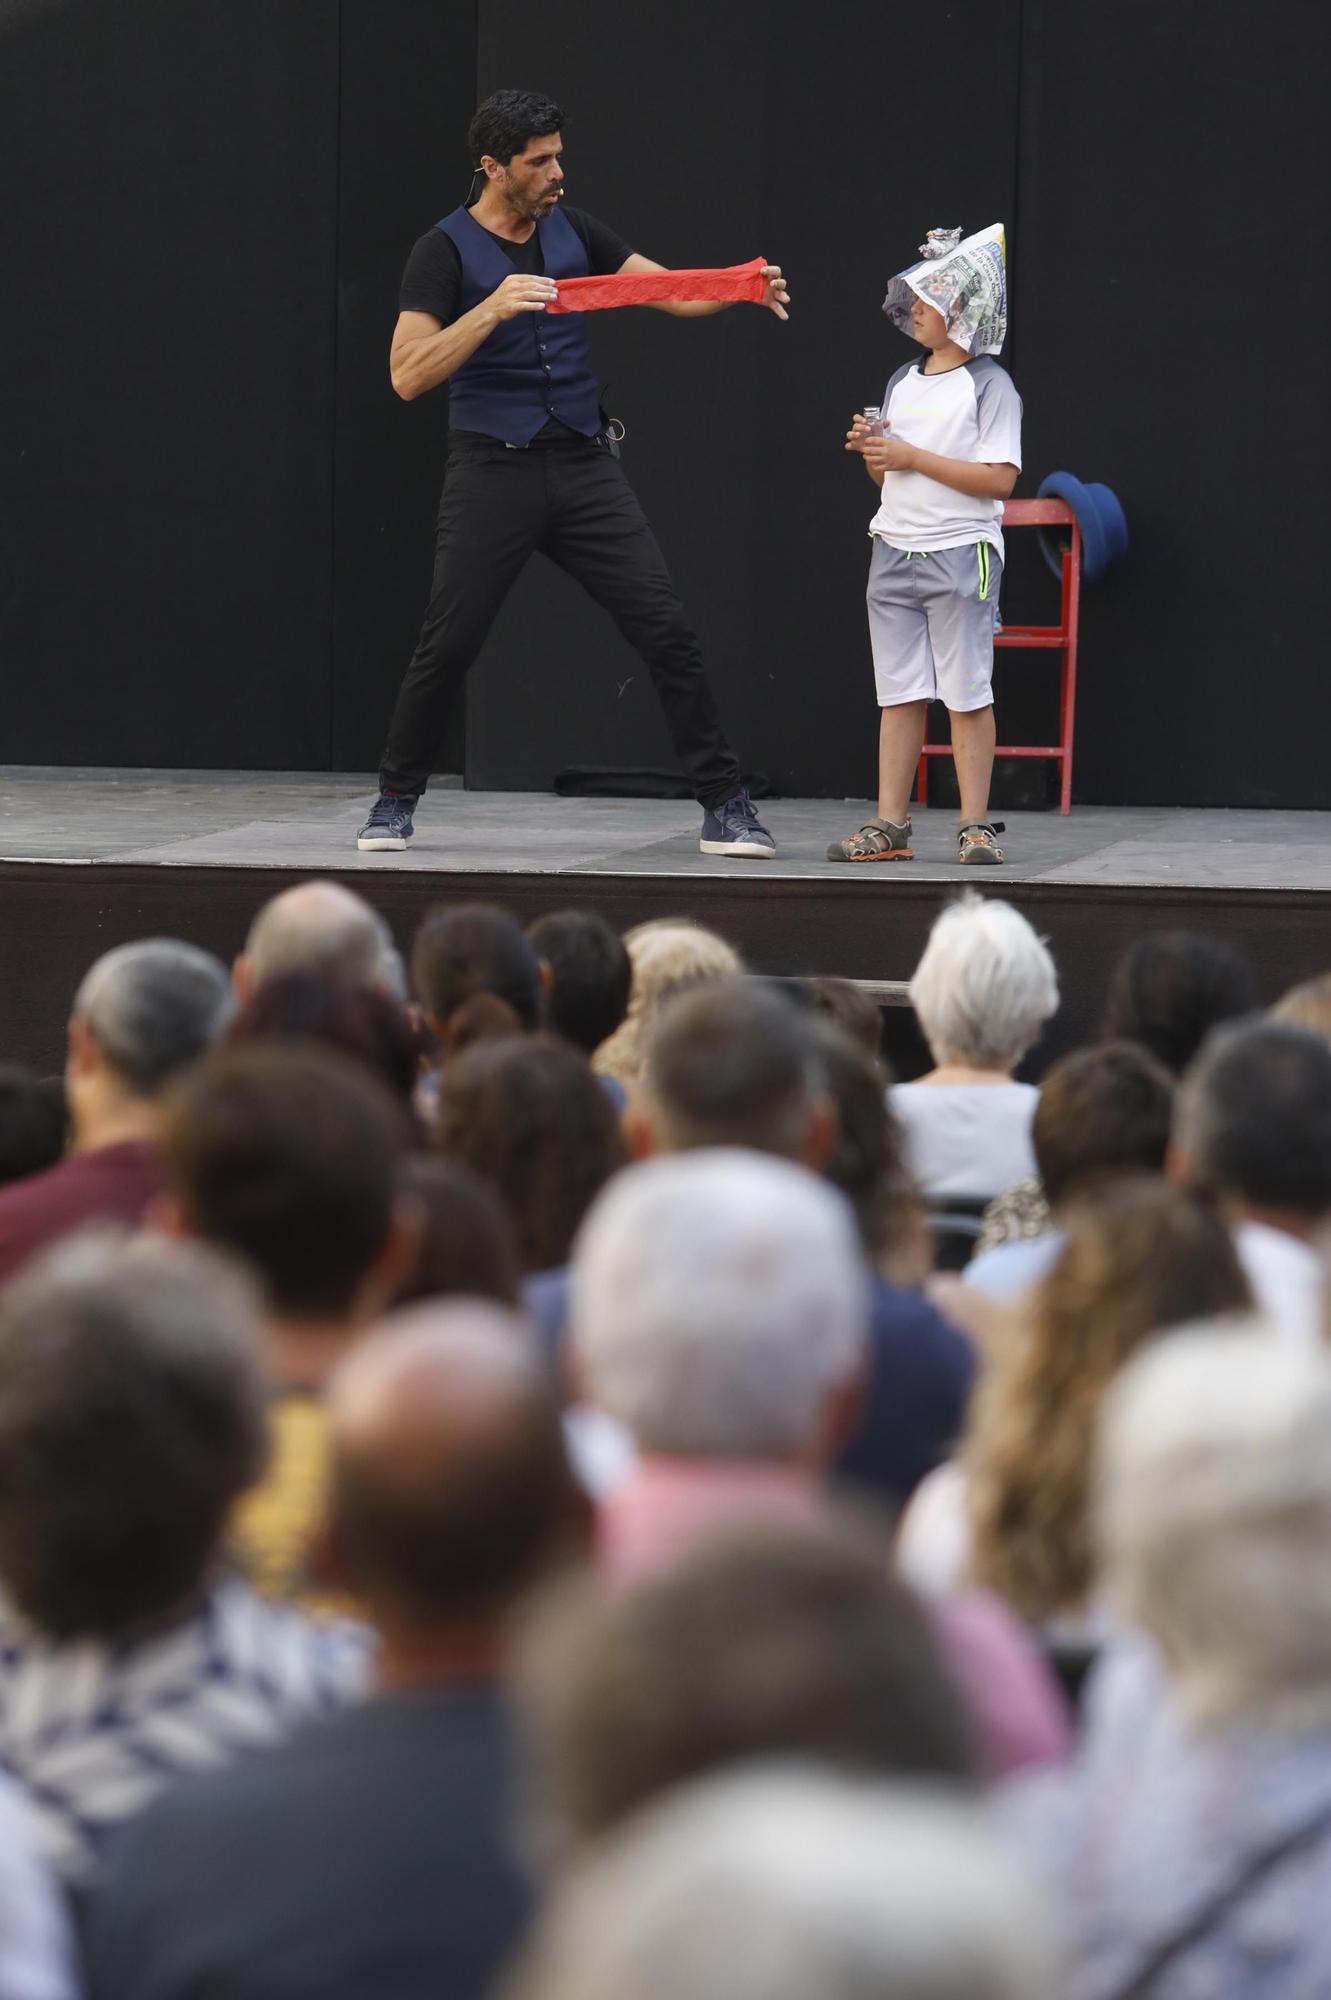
[3,1,1329,806]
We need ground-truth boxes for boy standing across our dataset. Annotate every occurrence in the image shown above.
[828,225,1021,867]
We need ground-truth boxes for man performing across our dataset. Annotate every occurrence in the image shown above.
[357,89,788,858]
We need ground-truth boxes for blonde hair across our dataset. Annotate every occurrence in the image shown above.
[1272,973,1331,1047]
[964,1179,1250,1621]
[592,921,742,1082]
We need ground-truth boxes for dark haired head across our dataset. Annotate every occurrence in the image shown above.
[1101,931,1257,1075]
[412,905,544,1052]
[227,971,422,1115]
[468,89,564,169]
[527,911,631,1056]
[0,1067,67,1187]
[435,1035,626,1273]
[1176,1019,1331,1219]
[161,1043,406,1318]
[0,1235,265,1639]
[1032,1041,1175,1208]
[512,1520,974,1849]
[392,1155,521,1309]
[806,978,884,1056]
[643,981,819,1159]
[811,1021,904,1262]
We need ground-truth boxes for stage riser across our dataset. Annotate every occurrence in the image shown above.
[3,864,1325,1083]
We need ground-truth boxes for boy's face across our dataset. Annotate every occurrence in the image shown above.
[909,297,950,349]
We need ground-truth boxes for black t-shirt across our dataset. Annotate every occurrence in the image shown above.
[399,204,634,325]
[83,1688,534,2000]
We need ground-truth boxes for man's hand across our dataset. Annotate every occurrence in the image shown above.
[760,264,790,320]
[488,272,559,320]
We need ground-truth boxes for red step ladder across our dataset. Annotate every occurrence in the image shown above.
[915,496,1081,816]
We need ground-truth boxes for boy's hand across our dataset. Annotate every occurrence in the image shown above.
[847,428,917,475]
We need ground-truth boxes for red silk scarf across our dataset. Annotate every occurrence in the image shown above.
[546,255,768,314]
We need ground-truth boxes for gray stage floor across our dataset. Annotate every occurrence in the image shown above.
[1,767,1328,891]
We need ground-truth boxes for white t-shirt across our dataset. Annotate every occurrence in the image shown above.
[890,1079,1038,1201]
[869,356,1022,557]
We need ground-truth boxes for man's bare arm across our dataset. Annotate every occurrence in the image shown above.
[389,271,559,402]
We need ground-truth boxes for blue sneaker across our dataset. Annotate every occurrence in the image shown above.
[699,789,776,859]
[356,791,417,852]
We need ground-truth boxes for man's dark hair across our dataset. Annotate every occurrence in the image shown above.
[392,1156,521,1309]
[1032,1041,1175,1208]
[514,1522,974,1845]
[0,1235,265,1639]
[412,905,544,1046]
[435,1035,626,1273]
[811,1022,904,1262]
[468,89,564,168]
[160,1044,405,1317]
[527,911,631,1057]
[645,981,817,1158]
[227,971,423,1116]
[1177,1020,1331,1219]
[1101,931,1257,1075]
[0,1067,67,1187]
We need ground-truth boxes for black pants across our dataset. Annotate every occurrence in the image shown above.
[378,435,743,809]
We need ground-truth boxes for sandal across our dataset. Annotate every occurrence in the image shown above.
[957,819,1005,865]
[826,815,914,864]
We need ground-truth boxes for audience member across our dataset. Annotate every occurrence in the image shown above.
[436,1035,626,1278]
[1273,969,1331,1043]
[899,1181,1250,1687]
[0,1235,364,1891]
[891,894,1059,1201]
[504,1767,1061,2000]
[158,1043,419,1602]
[592,919,742,1083]
[412,903,544,1058]
[965,1040,1175,1298]
[570,1152,1066,1773]
[1172,1018,1331,1344]
[805,973,885,1054]
[513,1523,973,1860]
[228,971,423,1120]
[526,910,632,1060]
[392,1155,521,1308]
[233,879,394,1002]
[0,940,231,1287]
[624,984,975,1508]
[1100,928,1257,1074]
[0,1066,66,1188]
[1008,1330,1331,1996]
[0,1773,79,2000]
[84,1303,587,2000]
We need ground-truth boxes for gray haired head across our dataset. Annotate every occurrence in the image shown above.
[72,939,233,1096]
[503,1765,1061,2000]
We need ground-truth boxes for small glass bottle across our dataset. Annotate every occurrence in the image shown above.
[861,405,885,437]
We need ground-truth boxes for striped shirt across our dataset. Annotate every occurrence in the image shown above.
[0,1578,369,1885]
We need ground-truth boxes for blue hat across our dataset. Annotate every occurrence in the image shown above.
[1035,474,1128,585]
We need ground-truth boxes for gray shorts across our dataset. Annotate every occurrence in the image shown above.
[866,539,1001,711]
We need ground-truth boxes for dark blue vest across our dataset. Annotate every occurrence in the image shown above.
[436,205,602,445]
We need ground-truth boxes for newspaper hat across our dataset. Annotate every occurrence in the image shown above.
[882,223,1007,358]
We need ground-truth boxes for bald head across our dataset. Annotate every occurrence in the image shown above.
[240,880,392,997]
[329,1302,579,1628]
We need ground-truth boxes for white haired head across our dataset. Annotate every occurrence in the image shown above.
[503,1765,1060,2000]
[570,1151,866,1458]
[241,880,393,995]
[1097,1322,1331,1724]
[908,893,1058,1072]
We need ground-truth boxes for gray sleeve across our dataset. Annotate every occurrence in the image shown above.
[971,359,1023,467]
[881,359,915,413]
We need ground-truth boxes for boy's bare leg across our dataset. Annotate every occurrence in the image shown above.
[878,700,930,823]
[949,703,996,823]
